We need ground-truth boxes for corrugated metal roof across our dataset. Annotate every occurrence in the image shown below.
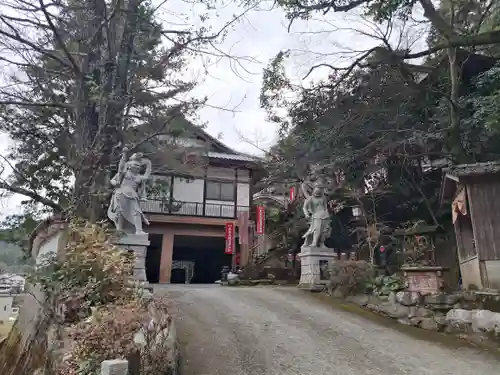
[207,151,259,162]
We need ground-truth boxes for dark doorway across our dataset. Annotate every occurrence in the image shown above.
[171,268,186,284]
[172,235,232,283]
[146,234,162,283]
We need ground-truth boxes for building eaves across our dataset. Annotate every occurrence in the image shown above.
[207,151,260,162]
[444,161,500,178]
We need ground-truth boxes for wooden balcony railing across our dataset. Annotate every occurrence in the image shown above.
[140,199,249,219]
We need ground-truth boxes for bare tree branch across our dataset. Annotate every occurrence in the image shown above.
[0,180,63,212]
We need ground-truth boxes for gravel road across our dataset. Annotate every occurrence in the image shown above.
[159,284,500,375]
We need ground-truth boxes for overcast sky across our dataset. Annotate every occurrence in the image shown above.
[0,1,427,218]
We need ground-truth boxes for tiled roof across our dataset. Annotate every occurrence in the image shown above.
[444,161,500,177]
[207,151,260,162]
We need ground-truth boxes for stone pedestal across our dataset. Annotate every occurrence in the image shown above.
[298,246,337,290]
[116,234,152,294]
[101,359,129,375]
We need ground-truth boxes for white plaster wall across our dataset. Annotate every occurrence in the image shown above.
[237,182,250,208]
[173,177,204,215]
[237,169,250,182]
[484,260,500,289]
[0,295,14,322]
[172,177,204,202]
[36,232,62,266]
[459,256,483,290]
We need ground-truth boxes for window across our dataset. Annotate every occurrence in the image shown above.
[206,181,234,201]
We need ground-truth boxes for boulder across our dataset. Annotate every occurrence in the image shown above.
[397,318,412,326]
[420,317,440,331]
[396,291,422,306]
[433,313,447,327]
[378,295,389,302]
[101,359,129,375]
[227,272,240,285]
[408,306,432,319]
[425,293,462,309]
[471,310,500,334]
[409,317,423,326]
[446,309,474,324]
[445,309,474,333]
[388,292,397,305]
[378,303,410,319]
[463,292,477,302]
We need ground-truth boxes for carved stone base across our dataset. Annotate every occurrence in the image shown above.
[298,246,336,290]
[115,234,152,292]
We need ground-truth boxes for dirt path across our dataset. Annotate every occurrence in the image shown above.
[158,285,500,375]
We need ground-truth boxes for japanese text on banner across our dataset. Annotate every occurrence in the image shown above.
[256,206,265,235]
[225,222,234,254]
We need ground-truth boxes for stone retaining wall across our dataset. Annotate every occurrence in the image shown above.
[345,291,500,341]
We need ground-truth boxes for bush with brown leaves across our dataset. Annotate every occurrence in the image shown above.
[28,222,175,375]
[59,297,173,375]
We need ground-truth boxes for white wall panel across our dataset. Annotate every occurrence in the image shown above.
[172,177,204,202]
[237,183,250,207]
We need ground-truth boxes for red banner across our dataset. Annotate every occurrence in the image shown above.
[256,205,265,235]
[225,222,234,254]
[289,187,295,201]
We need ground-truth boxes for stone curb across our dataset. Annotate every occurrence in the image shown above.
[166,321,180,375]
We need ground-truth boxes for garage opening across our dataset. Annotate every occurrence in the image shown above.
[146,234,163,284]
[170,268,186,284]
[172,235,233,283]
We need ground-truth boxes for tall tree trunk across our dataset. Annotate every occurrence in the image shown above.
[447,48,467,163]
[72,0,138,222]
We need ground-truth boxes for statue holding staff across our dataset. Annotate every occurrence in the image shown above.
[302,180,331,248]
[108,146,152,235]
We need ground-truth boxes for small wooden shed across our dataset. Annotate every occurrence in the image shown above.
[441,161,500,290]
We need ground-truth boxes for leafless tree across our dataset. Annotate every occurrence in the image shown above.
[0,0,258,221]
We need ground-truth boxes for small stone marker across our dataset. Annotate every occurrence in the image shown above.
[101,359,129,375]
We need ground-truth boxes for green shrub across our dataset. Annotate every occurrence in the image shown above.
[366,274,405,296]
[30,222,137,323]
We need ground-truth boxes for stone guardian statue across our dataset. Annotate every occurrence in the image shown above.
[300,163,321,199]
[108,147,152,235]
[302,181,331,248]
